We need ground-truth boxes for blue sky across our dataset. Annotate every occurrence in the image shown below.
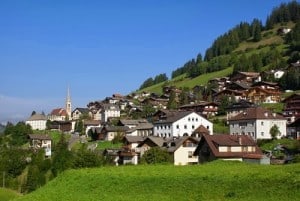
[0,0,294,123]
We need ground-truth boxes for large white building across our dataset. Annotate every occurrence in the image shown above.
[228,107,287,140]
[26,114,47,130]
[153,111,213,138]
[101,104,120,123]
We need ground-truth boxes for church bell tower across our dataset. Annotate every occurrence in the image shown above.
[66,86,72,120]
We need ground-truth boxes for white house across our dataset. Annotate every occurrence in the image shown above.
[101,104,120,123]
[28,134,52,157]
[153,111,213,138]
[26,114,47,130]
[228,107,287,140]
[72,108,91,120]
[166,137,199,165]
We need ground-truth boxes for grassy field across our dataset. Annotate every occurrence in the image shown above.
[0,188,20,201]
[13,161,300,201]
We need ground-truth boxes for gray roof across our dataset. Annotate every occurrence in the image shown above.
[73,108,90,114]
[123,136,145,143]
[102,104,120,111]
[27,114,47,121]
[165,137,200,153]
[138,136,167,147]
[154,111,201,124]
[119,119,148,126]
[105,126,129,132]
[126,123,154,133]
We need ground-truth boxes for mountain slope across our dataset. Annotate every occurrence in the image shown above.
[138,22,294,95]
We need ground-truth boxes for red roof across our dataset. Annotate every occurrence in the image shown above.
[197,134,263,159]
[50,108,67,116]
[228,107,286,121]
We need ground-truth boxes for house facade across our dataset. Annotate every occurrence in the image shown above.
[282,93,300,123]
[26,114,47,130]
[72,108,91,120]
[194,134,266,164]
[153,111,213,138]
[166,137,199,165]
[101,104,120,123]
[28,134,52,157]
[228,107,287,140]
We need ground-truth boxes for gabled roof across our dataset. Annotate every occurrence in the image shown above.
[282,93,300,103]
[137,136,167,148]
[126,123,154,133]
[72,107,90,114]
[103,126,129,132]
[27,114,47,121]
[154,111,204,124]
[228,107,286,121]
[166,136,200,153]
[194,134,263,159]
[119,119,148,126]
[50,108,67,116]
[226,99,256,110]
[123,136,146,143]
[193,125,209,135]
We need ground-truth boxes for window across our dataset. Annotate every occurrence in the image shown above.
[261,132,264,136]
[196,118,198,121]
[192,125,195,129]
[184,125,187,129]
[192,118,194,121]
[188,118,191,121]
[261,121,264,126]
[188,151,193,158]
[176,125,179,129]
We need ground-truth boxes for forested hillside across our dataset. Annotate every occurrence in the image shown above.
[138,1,300,93]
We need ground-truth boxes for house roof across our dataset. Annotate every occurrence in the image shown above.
[50,108,67,116]
[238,71,260,77]
[282,93,300,103]
[195,134,263,158]
[228,107,286,121]
[72,107,90,114]
[27,114,47,121]
[193,125,209,135]
[226,99,256,110]
[154,111,205,124]
[166,136,200,153]
[123,136,145,143]
[119,119,148,126]
[137,136,167,148]
[126,123,154,134]
[103,126,129,132]
[28,134,52,140]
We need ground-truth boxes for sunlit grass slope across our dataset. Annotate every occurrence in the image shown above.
[0,188,20,201]
[14,161,300,201]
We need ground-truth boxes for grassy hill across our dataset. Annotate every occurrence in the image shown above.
[0,188,20,201]
[14,161,300,201]
[138,22,294,95]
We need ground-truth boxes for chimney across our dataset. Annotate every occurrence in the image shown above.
[238,136,242,145]
[264,112,268,117]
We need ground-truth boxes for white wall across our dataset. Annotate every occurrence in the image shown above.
[26,120,46,130]
[174,146,198,165]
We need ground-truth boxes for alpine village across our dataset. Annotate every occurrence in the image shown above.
[2,2,300,201]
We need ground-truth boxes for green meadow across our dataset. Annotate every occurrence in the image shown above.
[0,188,20,201]
[14,161,300,201]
